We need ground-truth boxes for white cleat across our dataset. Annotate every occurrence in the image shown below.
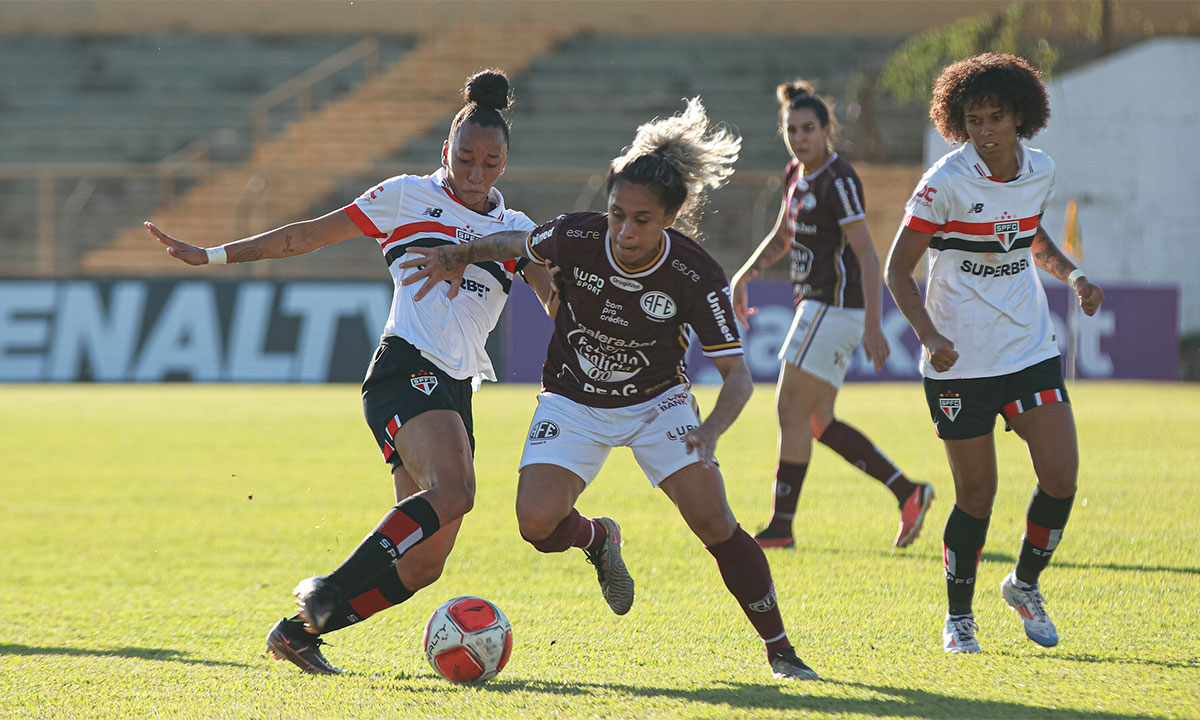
[943,614,981,654]
[1000,572,1059,647]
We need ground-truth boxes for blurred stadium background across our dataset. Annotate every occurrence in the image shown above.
[1,0,1196,382]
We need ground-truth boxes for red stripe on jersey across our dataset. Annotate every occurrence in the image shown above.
[379,221,460,253]
[502,258,518,273]
[344,204,384,238]
[348,588,392,619]
[386,415,400,439]
[381,440,394,460]
[1003,399,1023,417]
[942,214,1039,237]
[1024,521,1054,549]
[1037,389,1063,406]
[378,512,421,546]
[903,212,941,235]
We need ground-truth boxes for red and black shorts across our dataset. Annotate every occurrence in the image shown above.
[362,335,475,469]
[923,356,1069,440]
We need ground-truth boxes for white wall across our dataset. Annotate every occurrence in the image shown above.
[924,39,1200,333]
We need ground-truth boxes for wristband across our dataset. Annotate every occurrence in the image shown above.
[206,246,228,265]
[1067,268,1086,287]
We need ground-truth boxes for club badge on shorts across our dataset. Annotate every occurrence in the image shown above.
[411,371,438,396]
[938,392,962,421]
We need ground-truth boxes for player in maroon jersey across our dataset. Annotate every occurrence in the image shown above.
[402,98,820,681]
[730,79,934,551]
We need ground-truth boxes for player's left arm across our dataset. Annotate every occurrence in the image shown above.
[843,219,890,372]
[683,354,753,467]
[1031,224,1104,316]
[399,229,531,301]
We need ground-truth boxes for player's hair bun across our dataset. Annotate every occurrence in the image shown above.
[777,79,815,105]
[464,69,512,112]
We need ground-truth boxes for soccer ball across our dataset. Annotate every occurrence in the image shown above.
[422,596,513,682]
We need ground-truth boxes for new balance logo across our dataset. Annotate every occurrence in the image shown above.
[968,203,984,213]
[422,207,444,218]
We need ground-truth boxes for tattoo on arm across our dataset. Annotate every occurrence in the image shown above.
[1031,227,1073,282]
[283,234,294,254]
[230,246,262,263]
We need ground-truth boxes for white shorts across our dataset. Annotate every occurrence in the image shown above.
[778,300,865,389]
[519,385,711,487]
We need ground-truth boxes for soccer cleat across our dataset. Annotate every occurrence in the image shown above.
[769,649,820,680]
[753,525,795,549]
[1000,572,1059,647]
[894,483,935,548]
[266,617,344,675]
[583,517,634,615]
[292,576,345,634]
[943,614,981,653]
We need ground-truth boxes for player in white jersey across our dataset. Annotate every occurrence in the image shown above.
[146,70,555,674]
[730,79,933,552]
[884,54,1104,654]
[402,98,821,682]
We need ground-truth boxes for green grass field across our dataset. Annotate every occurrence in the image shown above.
[2,382,1198,719]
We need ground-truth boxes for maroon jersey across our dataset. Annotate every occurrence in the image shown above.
[781,153,866,308]
[524,212,742,408]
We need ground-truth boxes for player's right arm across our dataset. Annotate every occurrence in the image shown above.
[729,203,789,329]
[145,208,360,266]
[884,226,957,373]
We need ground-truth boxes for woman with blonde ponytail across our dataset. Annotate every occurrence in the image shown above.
[403,97,820,681]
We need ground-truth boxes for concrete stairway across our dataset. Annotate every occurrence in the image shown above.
[82,24,574,274]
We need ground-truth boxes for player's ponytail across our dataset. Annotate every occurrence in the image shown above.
[606,97,740,238]
[776,78,837,150]
[450,68,513,144]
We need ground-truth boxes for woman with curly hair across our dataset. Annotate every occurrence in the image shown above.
[730,79,934,551]
[403,97,820,680]
[884,53,1104,654]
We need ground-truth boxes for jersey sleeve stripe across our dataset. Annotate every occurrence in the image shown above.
[526,233,546,263]
[902,212,942,235]
[344,204,385,238]
[700,341,743,355]
[837,213,867,226]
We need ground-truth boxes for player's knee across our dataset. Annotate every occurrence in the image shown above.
[514,500,561,543]
[427,478,475,520]
[400,556,446,590]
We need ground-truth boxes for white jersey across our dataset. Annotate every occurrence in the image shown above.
[344,168,534,382]
[902,142,1059,379]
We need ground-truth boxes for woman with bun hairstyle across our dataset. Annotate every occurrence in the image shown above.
[730,80,934,551]
[146,70,555,674]
[401,97,821,681]
[885,53,1104,654]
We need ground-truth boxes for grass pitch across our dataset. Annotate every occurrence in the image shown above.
[1,381,1198,719]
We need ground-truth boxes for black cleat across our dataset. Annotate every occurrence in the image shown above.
[292,576,344,634]
[583,517,634,615]
[754,525,796,549]
[770,648,820,680]
[266,617,344,675]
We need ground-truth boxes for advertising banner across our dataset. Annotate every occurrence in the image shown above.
[0,278,1179,383]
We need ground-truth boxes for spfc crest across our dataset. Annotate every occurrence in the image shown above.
[993,220,1020,251]
[939,393,962,421]
[411,372,438,396]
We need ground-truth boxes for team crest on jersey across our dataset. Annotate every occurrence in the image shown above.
[410,371,438,396]
[528,420,559,440]
[994,213,1020,251]
[456,225,481,243]
[801,192,817,211]
[640,291,676,320]
[938,392,962,421]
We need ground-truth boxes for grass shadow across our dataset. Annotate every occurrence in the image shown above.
[0,643,251,668]
[994,648,1199,671]
[383,677,1165,718]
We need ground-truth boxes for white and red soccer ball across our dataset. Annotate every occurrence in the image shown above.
[422,596,513,682]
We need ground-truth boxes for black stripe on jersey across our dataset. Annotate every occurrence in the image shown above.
[929,234,1034,254]
[385,237,514,294]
